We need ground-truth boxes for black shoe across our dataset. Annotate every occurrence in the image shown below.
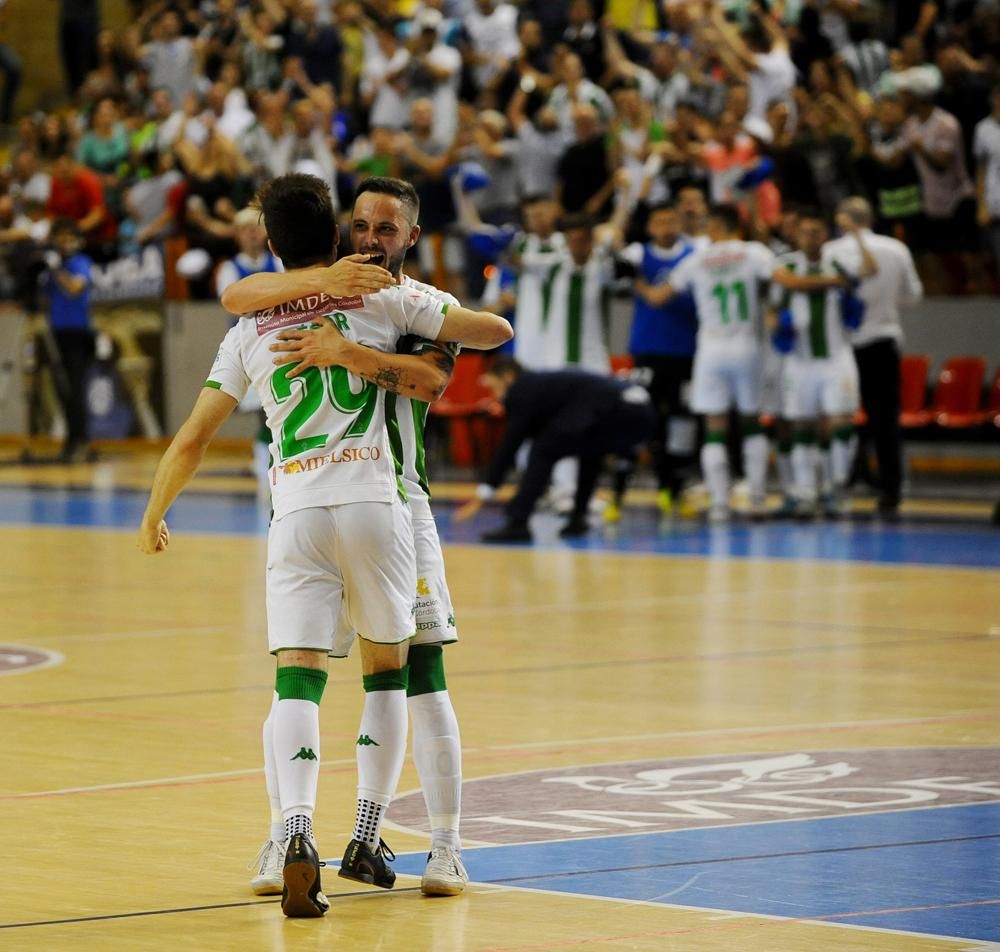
[559,517,589,538]
[281,834,329,918]
[338,838,396,889]
[876,497,900,522]
[481,522,532,543]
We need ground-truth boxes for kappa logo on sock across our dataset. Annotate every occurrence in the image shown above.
[290,747,318,761]
[356,734,380,747]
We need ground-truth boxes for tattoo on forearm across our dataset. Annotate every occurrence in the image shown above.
[368,365,411,394]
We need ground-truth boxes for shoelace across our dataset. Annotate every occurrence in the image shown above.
[247,839,283,872]
[377,838,395,862]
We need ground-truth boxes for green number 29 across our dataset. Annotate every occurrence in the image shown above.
[270,364,377,461]
[711,280,750,324]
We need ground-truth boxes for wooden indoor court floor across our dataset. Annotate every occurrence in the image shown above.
[1,449,998,951]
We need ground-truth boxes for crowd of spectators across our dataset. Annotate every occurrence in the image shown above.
[1,0,1000,305]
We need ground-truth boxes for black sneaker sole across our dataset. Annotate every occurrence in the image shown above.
[282,860,329,917]
[337,865,395,889]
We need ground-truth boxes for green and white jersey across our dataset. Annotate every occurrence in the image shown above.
[522,239,613,373]
[512,232,566,369]
[670,239,776,345]
[772,250,851,361]
[389,275,461,521]
[208,285,447,519]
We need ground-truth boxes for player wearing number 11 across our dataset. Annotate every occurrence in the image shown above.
[655,205,870,521]
[137,174,511,918]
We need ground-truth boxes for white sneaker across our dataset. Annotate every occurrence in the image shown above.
[421,847,469,897]
[249,839,286,896]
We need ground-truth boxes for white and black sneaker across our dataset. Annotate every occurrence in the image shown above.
[421,847,469,897]
[248,839,286,896]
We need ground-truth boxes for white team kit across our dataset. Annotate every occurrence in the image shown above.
[670,239,776,415]
[206,284,448,654]
[773,250,860,421]
[333,275,461,657]
[512,232,566,369]
[518,237,612,374]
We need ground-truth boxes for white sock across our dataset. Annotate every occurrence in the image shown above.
[274,699,321,820]
[355,686,408,846]
[262,691,285,843]
[791,443,819,502]
[409,691,462,850]
[700,441,729,510]
[742,433,769,503]
[818,444,833,495]
[831,436,853,489]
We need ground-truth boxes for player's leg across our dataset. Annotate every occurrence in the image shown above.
[823,352,860,517]
[336,497,416,888]
[692,347,731,521]
[734,349,768,515]
[249,690,286,896]
[264,508,342,917]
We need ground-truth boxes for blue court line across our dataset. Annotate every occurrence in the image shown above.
[383,803,1000,942]
[2,485,1000,569]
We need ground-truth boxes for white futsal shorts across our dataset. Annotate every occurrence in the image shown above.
[690,340,762,416]
[266,497,416,654]
[782,352,860,421]
[331,514,457,658]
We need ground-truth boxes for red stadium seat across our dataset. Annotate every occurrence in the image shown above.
[930,356,987,428]
[899,354,932,428]
[981,365,1000,427]
[429,353,505,467]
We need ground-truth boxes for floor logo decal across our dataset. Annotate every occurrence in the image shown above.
[0,645,64,676]
[391,747,1000,844]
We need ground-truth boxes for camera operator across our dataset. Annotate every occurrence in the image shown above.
[43,218,96,462]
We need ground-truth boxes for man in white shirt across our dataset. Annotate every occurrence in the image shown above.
[138,174,511,918]
[974,84,1000,276]
[826,197,923,519]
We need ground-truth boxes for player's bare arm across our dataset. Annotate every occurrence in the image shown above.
[436,305,513,350]
[138,387,238,554]
[219,254,395,315]
[771,268,850,292]
[271,317,455,400]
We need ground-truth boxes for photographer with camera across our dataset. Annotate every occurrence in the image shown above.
[43,218,96,463]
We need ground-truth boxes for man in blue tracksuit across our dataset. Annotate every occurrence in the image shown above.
[617,202,698,515]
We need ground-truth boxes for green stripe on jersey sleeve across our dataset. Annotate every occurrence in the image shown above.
[204,380,223,390]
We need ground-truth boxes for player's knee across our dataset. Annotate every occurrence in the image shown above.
[359,639,409,676]
[407,644,446,698]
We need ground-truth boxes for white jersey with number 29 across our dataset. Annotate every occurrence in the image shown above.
[207,285,447,519]
[670,239,776,344]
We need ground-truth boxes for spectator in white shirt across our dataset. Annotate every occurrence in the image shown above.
[974,84,1000,279]
[464,0,521,96]
[827,196,923,519]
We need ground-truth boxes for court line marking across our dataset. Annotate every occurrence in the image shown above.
[463,881,1000,949]
[474,832,1000,885]
[5,516,1000,573]
[0,887,420,930]
[7,722,995,802]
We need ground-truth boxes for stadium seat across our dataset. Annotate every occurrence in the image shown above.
[981,365,1000,427]
[429,353,504,467]
[899,354,932,428]
[929,356,987,429]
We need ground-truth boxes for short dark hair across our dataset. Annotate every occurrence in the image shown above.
[50,217,80,240]
[647,201,677,216]
[353,176,420,226]
[488,355,522,379]
[708,203,743,235]
[254,174,337,269]
[557,211,594,233]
